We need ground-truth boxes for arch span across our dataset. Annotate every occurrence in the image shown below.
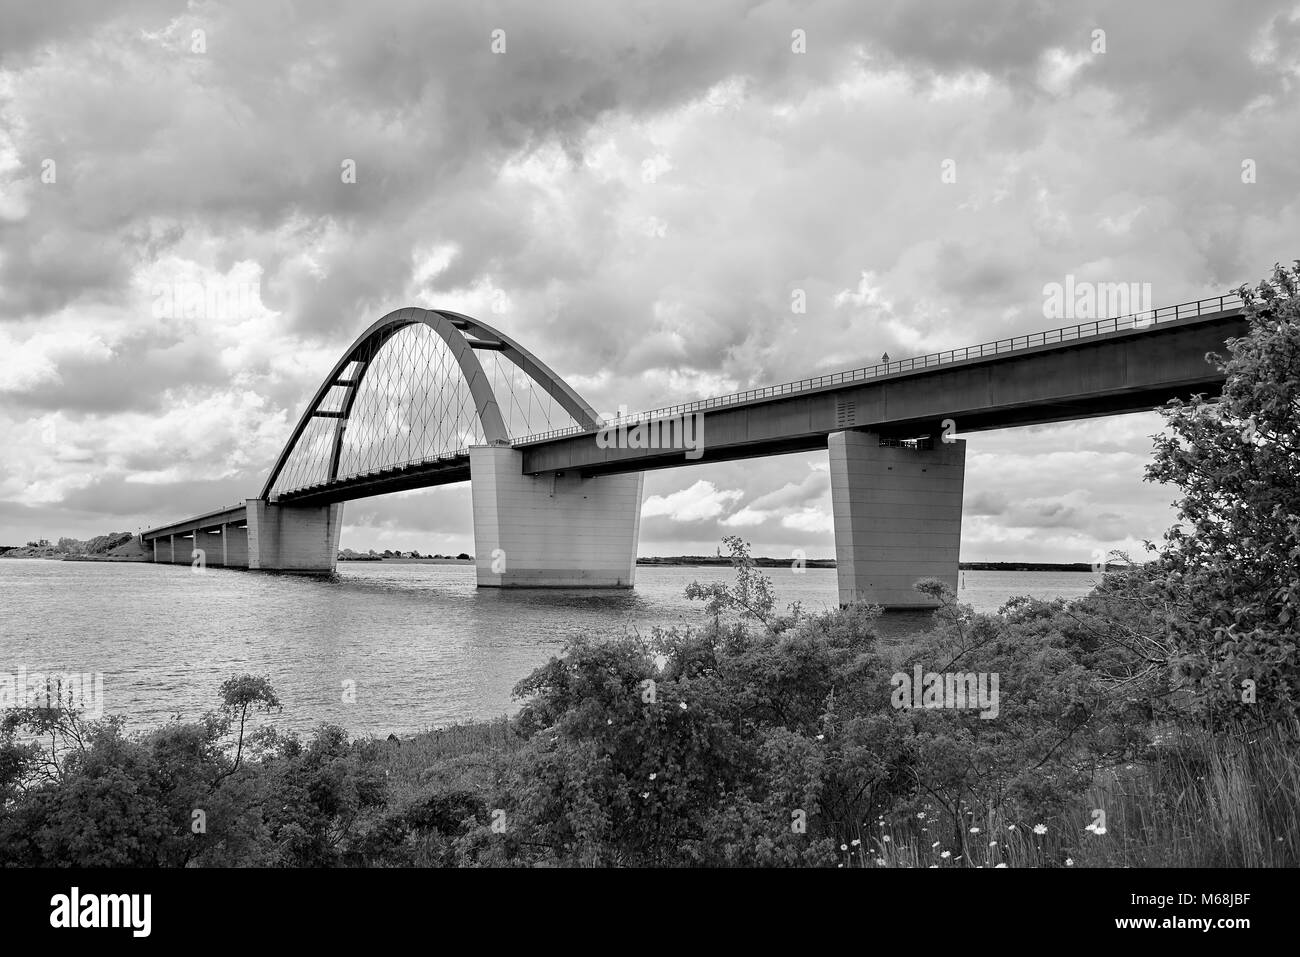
[261,307,601,501]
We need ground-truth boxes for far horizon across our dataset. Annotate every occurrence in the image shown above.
[2,532,1136,569]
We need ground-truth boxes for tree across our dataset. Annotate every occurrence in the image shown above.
[212,674,281,781]
[684,535,778,626]
[1145,261,1300,723]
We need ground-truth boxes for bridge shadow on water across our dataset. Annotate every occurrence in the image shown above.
[324,564,941,642]
[326,571,651,612]
[322,566,667,642]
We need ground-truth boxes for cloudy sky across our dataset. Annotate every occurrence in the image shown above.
[2,0,1298,560]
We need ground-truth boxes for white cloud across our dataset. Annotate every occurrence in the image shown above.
[782,508,834,534]
[642,480,743,523]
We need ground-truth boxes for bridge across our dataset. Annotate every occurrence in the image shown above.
[142,294,1249,608]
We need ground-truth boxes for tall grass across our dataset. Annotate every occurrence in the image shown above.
[841,718,1300,868]
[1067,718,1300,867]
[378,717,525,805]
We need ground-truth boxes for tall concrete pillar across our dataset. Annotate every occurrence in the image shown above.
[246,498,344,573]
[828,430,966,609]
[221,523,228,567]
[169,534,176,564]
[225,523,249,568]
[470,445,644,588]
[151,539,158,563]
[199,528,220,567]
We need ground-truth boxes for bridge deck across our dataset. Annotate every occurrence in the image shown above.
[143,299,1249,532]
[142,503,247,541]
[521,307,1245,476]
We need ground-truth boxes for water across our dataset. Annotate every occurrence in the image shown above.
[0,559,1100,737]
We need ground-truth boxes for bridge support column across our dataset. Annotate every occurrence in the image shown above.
[202,528,222,567]
[195,529,215,567]
[224,521,249,568]
[470,446,644,588]
[828,430,966,609]
[246,499,344,574]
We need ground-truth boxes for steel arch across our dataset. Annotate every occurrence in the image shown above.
[260,307,598,500]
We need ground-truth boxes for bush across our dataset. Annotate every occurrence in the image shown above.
[1144,263,1300,724]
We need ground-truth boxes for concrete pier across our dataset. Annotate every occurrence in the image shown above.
[470,445,644,587]
[245,499,344,573]
[829,430,966,609]
[223,523,249,567]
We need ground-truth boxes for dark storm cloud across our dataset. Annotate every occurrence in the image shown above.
[932,240,1021,305]
[857,0,1074,81]
[862,0,1299,122]
[56,474,250,519]
[9,0,1290,329]
[0,0,185,61]
[966,491,1009,517]
[2,0,895,326]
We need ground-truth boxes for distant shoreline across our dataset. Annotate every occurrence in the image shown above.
[636,557,1099,571]
[638,555,836,569]
[340,556,473,564]
[2,550,1102,573]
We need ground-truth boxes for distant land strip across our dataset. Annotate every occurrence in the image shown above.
[1,543,1101,573]
[634,557,1100,572]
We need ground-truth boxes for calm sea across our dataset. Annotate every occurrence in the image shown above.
[0,560,1099,736]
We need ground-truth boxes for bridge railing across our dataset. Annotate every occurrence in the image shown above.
[512,291,1243,444]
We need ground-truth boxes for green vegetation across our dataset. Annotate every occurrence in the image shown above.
[1,264,1296,867]
[1,532,136,560]
[337,549,473,561]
